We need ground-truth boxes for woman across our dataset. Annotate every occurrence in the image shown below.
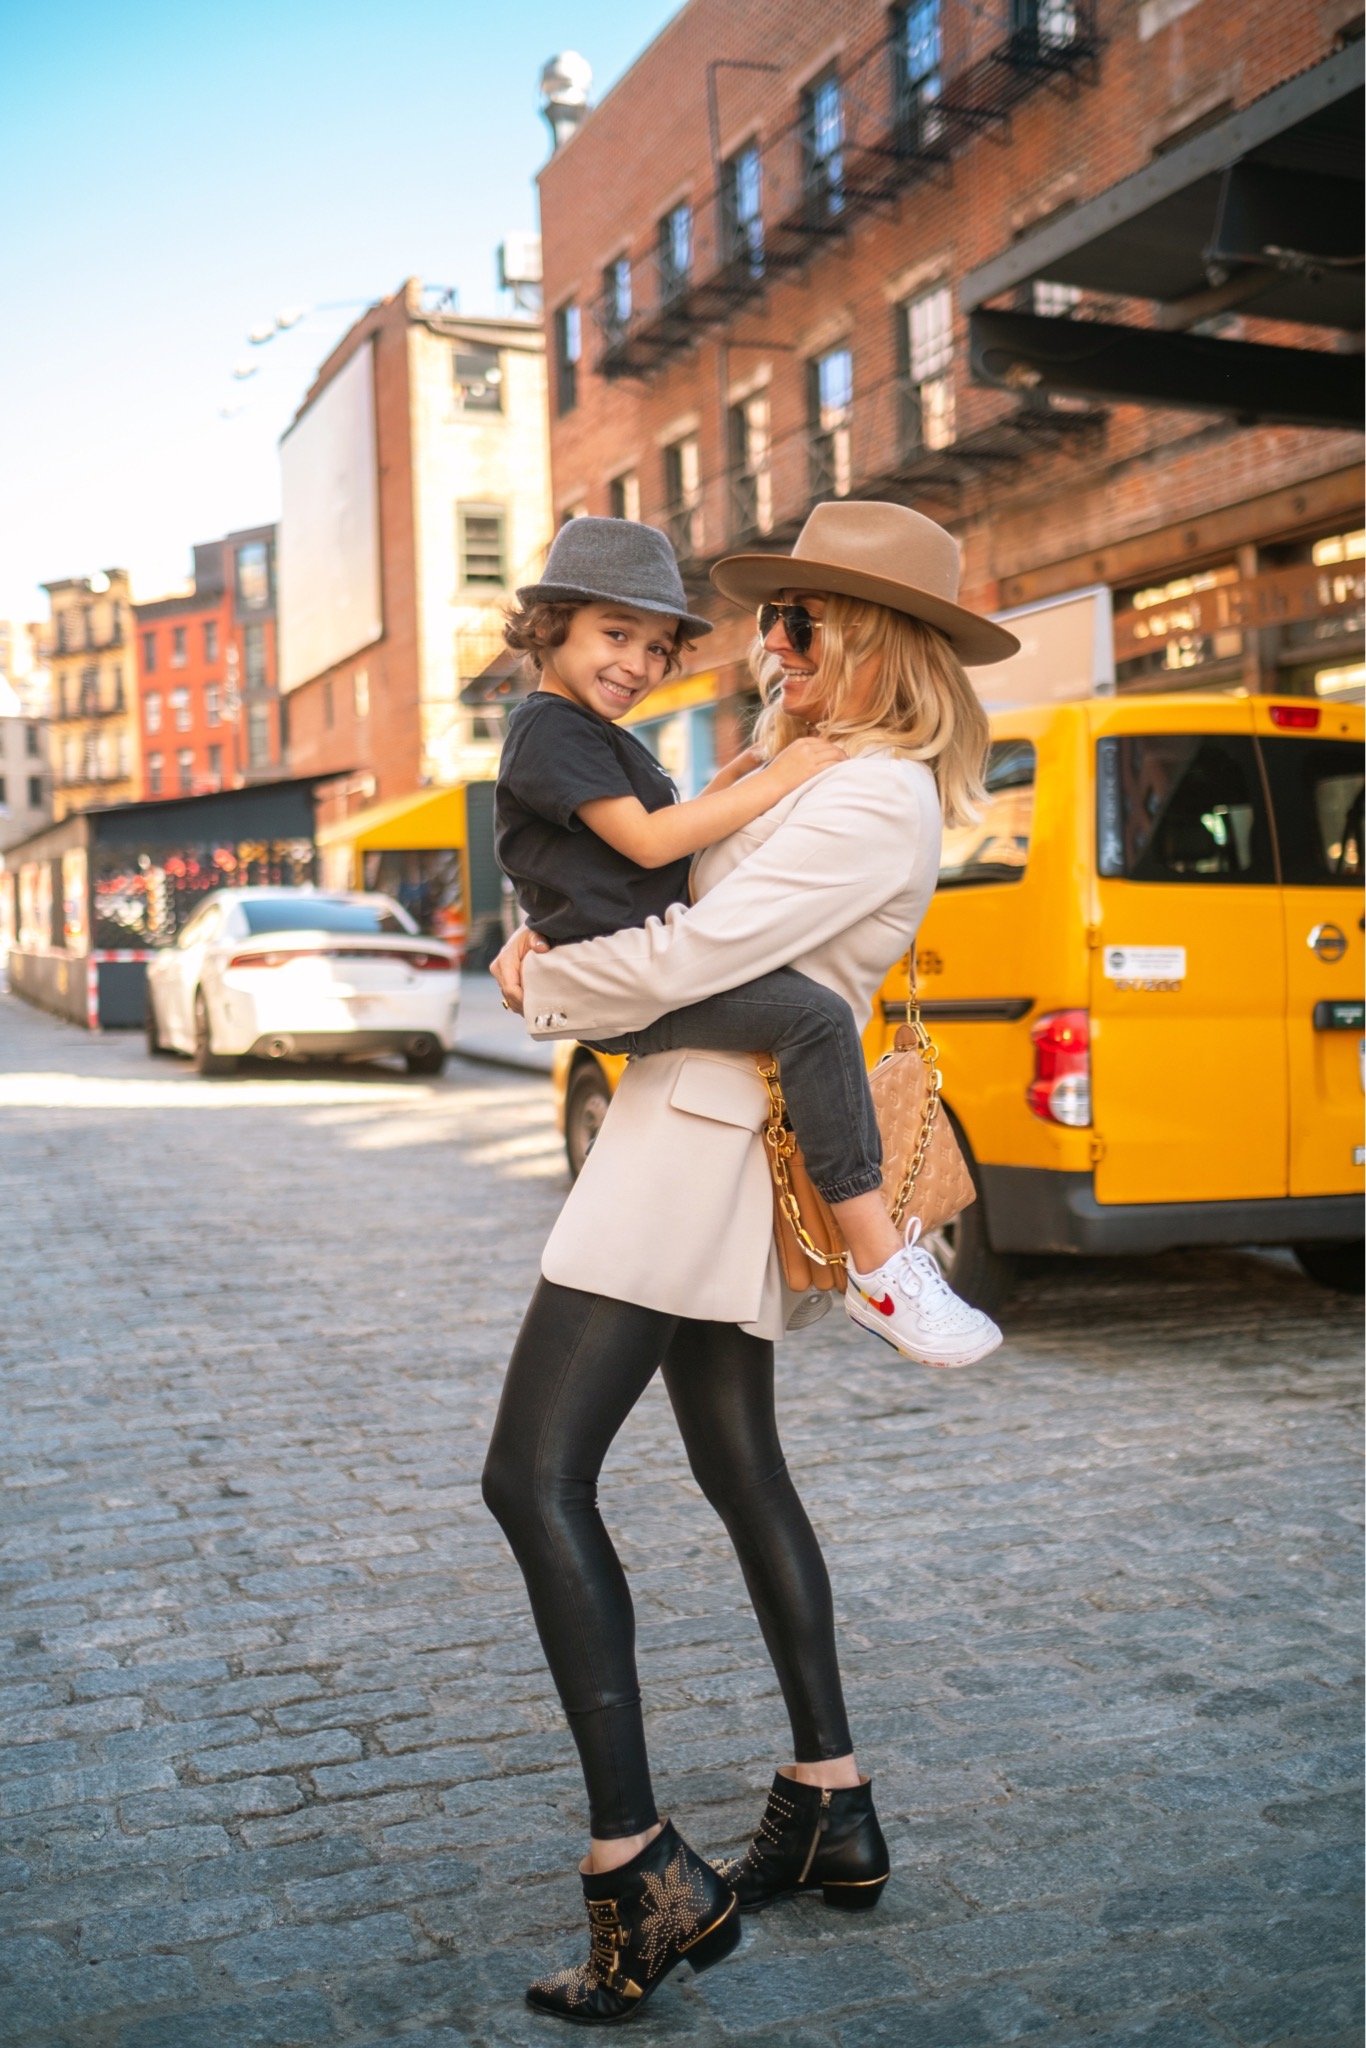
[482,501,1018,2025]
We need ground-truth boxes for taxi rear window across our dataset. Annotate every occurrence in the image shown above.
[1259,738,1363,888]
[940,739,1035,888]
[1097,735,1274,884]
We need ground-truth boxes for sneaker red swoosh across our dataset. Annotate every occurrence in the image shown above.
[862,1292,896,1316]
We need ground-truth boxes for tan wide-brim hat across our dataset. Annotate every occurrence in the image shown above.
[711,500,1020,666]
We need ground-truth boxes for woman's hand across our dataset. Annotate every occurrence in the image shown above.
[490,925,549,1015]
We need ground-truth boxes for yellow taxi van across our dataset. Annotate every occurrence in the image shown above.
[554,692,1363,1311]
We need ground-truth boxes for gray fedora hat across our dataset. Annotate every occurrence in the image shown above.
[517,517,713,637]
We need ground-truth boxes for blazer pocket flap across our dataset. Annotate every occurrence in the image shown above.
[668,1055,768,1132]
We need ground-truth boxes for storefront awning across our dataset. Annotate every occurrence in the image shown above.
[314,786,468,853]
[962,41,1364,430]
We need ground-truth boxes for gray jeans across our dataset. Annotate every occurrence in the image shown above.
[588,966,882,1204]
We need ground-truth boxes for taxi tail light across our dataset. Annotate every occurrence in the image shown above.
[1028,1009,1091,1127]
[1268,703,1320,729]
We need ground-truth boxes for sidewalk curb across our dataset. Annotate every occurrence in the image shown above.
[452,1042,554,1077]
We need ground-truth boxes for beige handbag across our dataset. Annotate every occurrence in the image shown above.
[760,954,976,1295]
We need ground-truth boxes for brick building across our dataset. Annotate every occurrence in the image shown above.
[133,526,281,801]
[42,571,140,820]
[278,281,552,829]
[536,0,1363,775]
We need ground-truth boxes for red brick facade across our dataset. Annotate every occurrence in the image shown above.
[134,529,281,801]
[537,0,1363,717]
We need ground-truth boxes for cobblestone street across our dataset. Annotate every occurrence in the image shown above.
[0,987,1360,2048]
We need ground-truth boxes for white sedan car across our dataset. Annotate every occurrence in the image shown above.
[145,887,461,1077]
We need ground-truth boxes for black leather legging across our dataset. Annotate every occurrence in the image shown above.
[481,1279,854,1839]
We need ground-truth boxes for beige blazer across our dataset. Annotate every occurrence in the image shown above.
[522,753,943,1338]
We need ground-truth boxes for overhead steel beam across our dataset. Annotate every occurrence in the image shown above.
[969,309,1366,431]
[959,40,1364,310]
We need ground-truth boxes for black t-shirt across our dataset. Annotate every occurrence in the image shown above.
[494,692,693,943]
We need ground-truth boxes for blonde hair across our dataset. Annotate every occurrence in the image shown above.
[751,593,989,827]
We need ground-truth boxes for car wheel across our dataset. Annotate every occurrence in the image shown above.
[566,1059,611,1179]
[405,1043,447,1077]
[192,988,238,1077]
[918,1110,1019,1317]
[145,989,172,1057]
[1292,1240,1364,1295]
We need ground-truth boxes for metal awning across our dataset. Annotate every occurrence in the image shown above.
[962,41,1364,430]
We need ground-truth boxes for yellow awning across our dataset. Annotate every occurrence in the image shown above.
[314,786,466,853]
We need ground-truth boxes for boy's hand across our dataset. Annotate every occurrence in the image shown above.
[764,734,847,792]
[708,743,766,788]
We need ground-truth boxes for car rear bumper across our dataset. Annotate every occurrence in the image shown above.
[245,1029,445,1061]
[980,1166,1362,1256]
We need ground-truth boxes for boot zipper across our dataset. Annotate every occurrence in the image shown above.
[796,1787,831,1885]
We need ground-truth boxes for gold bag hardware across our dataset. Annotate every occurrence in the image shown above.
[759,953,976,1296]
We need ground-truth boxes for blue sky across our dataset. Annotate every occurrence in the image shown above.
[0,0,680,621]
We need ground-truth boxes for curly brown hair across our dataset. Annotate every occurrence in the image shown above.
[503,598,693,678]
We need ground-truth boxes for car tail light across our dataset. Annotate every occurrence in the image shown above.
[227,950,305,969]
[1027,1009,1091,1127]
[1269,703,1320,730]
[399,951,453,971]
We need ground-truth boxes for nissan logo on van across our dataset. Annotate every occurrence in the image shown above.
[1309,923,1348,964]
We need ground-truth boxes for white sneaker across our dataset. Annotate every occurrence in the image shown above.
[844,1220,1002,1369]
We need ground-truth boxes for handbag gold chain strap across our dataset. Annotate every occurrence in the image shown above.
[758,950,943,1265]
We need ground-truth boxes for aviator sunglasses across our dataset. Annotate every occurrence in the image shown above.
[757,600,823,656]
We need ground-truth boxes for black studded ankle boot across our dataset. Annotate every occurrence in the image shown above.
[715,1771,890,1913]
[526,1819,741,2023]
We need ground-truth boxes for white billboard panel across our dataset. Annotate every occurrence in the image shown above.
[279,339,383,694]
[979,585,1115,710]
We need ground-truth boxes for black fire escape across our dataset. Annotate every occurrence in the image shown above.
[594,1,1102,382]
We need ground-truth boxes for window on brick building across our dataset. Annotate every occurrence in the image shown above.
[801,69,844,223]
[147,752,163,796]
[171,626,187,668]
[609,471,641,522]
[145,691,162,734]
[171,687,191,731]
[25,724,39,757]
[206,744,223,788]
[203,619,219,662]
[110,668,125,713]
[657,202,693,307]
[84,732,101,782]
[554,303,581,414]
[323,680,335,729]
[80,666,99,715]
[1032,279,1082,317]
[235,541,270,611]
[206,685,222,725]
[662,436,702,560]
[602,257,632,343]
[354,670,369,719]
[454,342,503,412]
[892,0,944,147]
[560,503,586,527]
[142,630,156,672]
[177,748,194,794]
[243,622,267,689]
[807,346,853,499]
[722,142,764,277]
[458,505,508,587]
[728,391,772,539]
[248,704,271,767]
[28,775,42,809]
[1011,0,1079,51]
[898,285,955,454]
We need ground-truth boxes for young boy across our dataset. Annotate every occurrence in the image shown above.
[494,517,1000,1368]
